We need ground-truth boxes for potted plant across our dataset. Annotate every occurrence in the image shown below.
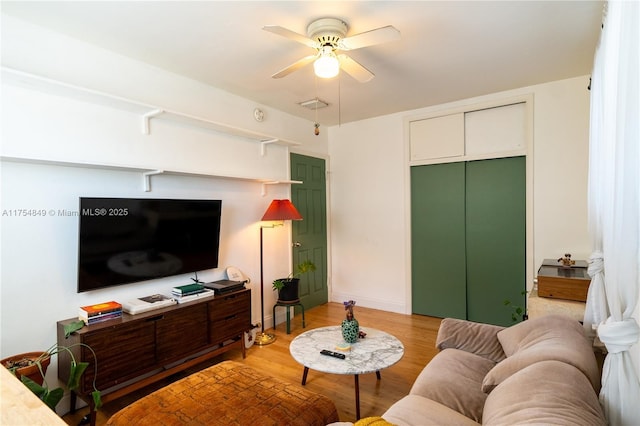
[272,259,316,301]
[503,290,529,323]
[2,351,52,386]
[1,320,102,412]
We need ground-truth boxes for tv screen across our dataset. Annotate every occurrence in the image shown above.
[78,197,222,292]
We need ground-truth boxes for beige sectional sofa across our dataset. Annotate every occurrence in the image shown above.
[334,315,606,425]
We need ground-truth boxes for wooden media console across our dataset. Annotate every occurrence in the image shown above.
[56,288,251,426]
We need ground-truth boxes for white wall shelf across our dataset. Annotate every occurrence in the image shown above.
[1,67,301,156]
[0,156,302,195]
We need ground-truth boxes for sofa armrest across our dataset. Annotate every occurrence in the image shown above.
[436,318,506,363]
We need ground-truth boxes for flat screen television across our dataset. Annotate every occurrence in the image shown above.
[78,197,222,292]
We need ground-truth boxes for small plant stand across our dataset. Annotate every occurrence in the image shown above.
[273,299,305,334]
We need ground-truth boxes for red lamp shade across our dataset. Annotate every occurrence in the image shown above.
[261,199,302,221]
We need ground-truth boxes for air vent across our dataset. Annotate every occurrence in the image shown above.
[298,98,329,109]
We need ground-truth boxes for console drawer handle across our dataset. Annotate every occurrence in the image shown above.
[145,315,164,322]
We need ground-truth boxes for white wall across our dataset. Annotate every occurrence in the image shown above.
[0,15,327,412]
[327,114,408,313]
[0,15,328,155]
[328,75,592,314]
[531,78,592,263]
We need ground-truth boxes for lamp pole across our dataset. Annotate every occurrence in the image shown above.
[255,225,278,345]
[255,199,302,346]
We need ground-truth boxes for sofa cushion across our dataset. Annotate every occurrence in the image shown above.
[410,348,496,422]
[482,315,600,392]
[497,315,584,356]
[483,360,606,425]
[436,318,506,363]
[383,395,480,426]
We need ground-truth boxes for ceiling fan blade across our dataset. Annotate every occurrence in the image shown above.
[262,25,318,48]
[340,25,400,50]
[271,55,317,79]
[338,54,374,83]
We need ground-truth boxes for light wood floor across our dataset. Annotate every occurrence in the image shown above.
[63,302,442,425]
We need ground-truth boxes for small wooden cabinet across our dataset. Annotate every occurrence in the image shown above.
[537,259,591,302]
[57,288,251,424]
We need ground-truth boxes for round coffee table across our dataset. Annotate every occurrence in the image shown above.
[289,325,404,420]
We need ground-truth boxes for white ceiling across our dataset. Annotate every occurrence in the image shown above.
[2,1,603,126]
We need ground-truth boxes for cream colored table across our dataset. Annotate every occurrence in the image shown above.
[1,366,67,425]
[289,325,404,420]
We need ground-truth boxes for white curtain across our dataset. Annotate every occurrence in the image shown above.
[583,1,640,425]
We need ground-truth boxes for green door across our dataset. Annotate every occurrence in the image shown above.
[290,153,328,309]
[466,157,526,326]
[411,162,467,319]
[411,157,526,326]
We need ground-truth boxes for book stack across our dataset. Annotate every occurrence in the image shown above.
[171,283,216,304]
[79,301,123,325]
[173,288,214,304]
[171,283,205,297]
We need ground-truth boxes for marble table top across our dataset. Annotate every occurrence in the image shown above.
[289,326,404,375]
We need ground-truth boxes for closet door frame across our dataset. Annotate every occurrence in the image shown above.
[404,94,534,316]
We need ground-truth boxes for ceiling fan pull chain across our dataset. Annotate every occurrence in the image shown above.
[338,73,342,127]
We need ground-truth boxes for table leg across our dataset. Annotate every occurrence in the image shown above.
[89,405,97,426]
[354,374,360,420]
[70,390,77,413]
[300,368,375,420]
[286,307,291,334]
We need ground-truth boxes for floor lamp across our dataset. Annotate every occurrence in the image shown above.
[255,199,303,346]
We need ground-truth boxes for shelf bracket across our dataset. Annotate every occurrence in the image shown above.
[260,138,279,156]
[143,170,164,192]
[260,180,303,197]
[141,109,164,135]
[261,181,276,197]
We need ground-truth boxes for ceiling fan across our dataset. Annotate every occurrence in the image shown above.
[263,17,400,83]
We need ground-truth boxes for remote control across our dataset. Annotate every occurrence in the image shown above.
[320,349,346,359]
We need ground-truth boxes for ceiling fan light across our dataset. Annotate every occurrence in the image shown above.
[314,54,340,79]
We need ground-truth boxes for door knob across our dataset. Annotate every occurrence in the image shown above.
[293,241,302,247]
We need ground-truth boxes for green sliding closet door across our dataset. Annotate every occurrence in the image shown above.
[465,157,526,325]
[411,162,467,319]
[411,156,525,326]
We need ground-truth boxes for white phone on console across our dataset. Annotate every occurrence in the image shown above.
[226,266,250,283]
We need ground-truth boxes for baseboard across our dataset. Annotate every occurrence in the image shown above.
[330,291,407,315]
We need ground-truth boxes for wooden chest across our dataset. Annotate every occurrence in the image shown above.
[537,259,591,302]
